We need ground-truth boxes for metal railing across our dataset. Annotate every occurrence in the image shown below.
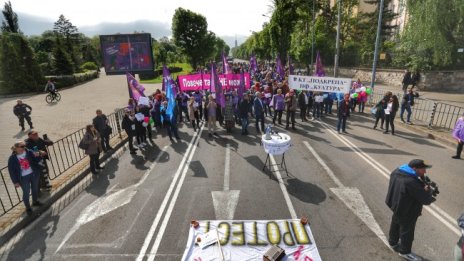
[370,90,463,130]
[0,108,125,217]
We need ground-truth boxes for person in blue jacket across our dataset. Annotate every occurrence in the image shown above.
[8,141,44,215]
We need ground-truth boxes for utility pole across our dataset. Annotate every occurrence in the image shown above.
[310,0,316,75]
[370,0,385,89]
[334,0,342,77]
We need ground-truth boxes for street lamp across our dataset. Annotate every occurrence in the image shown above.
[334,0,342,78]
[310,0,316,75]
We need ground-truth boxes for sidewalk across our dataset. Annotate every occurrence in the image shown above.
[373,83,464,107]
[0,74,161,167]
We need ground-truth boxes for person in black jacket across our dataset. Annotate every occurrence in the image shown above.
[121,109,138,154]
[238,94,251,135]
[402,70,411,94]
[297,91,308,122]
[337,93,351,134]
[93,109,113,152]
[13,100,33,131]
[385,159,436,261]
[401,89,415,124]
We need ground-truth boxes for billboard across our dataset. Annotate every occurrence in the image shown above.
[100,33,154,75]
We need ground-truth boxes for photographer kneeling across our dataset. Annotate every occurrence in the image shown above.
[385,159,437,261]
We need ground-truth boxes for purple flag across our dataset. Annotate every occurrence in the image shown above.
[314,51,326,77]
[276,56,285,79]
[222,50,231,74]
[288,56,294,75]
[250,54,257,74]
[211,63,225,108]
[238,69,245,98]
[126,72,146,102]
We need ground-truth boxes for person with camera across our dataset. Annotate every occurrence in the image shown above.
[25,131,53,192]
[13,100,33,131]
[386,159,437,261]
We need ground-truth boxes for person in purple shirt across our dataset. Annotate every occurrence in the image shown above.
[452,113,464,159]
[272,88,285,125]
[193,91,203,121]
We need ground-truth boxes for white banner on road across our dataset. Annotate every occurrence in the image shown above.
[182,220,322,261]
[289,75,351,93]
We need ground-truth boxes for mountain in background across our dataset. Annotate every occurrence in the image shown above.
[17,12,246,49]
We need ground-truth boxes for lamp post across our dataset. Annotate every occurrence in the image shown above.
[370,0,385,89]
[310,0,316,75]
[334,0,342,78]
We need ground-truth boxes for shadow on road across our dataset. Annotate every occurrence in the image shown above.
[285,178,326,205]
[189,160,208,178]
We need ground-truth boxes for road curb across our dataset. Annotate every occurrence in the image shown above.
[0,138,128,247]
[398,123,456,149]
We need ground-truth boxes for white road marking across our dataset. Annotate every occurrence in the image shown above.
[316,120,461,236]
[136,130,202,261]
[211,143,240,220]
[147,125,204,260]
[303,141,389,247]
[56,145,170,253]
[269,155,297,219]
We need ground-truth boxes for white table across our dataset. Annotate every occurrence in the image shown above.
[261,133,291,177]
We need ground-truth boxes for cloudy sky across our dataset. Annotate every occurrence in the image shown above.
[4,0,273,46]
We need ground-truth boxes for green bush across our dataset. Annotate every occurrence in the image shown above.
[139,66,183,80]
[80,61,98,71]
[45,71,98,89]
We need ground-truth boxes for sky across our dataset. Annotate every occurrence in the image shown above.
[4,0,273,45]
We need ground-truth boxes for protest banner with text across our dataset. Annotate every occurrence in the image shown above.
[182,219,322,261]
[289,75,351,93]
[178,73,251,91]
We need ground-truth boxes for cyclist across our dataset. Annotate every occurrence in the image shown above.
[44,79,57,99]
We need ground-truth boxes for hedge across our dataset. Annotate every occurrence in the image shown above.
[139,66,183,80]
[45,70,99,89]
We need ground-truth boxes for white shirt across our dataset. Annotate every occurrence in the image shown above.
[385,102,393,115]
[16,152,33,177]
[315,95,324,103]
[304,94,309,105]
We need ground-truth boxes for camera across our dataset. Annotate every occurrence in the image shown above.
[422,176,439,197]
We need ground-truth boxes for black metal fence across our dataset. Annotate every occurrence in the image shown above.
[0,108,125,217]
[370,90,464,130]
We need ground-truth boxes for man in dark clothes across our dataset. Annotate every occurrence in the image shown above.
[121,109,138,154]
[385,159,436,261]
[25,131,53,192]
[13,100,33,131]
[92,109,113,152]
[402,70,412,94]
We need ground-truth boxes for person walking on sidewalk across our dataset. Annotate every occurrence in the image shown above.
[13,100,33,131]
[82,125,103,175]
[93,109,113,152]
[25,131,53,192]
[402,69,412,94]
[452,113,464,159]
[384,95,400,135]
[285,89,297,130]
[8,141,43,215]
[121,109,138,154]
[386,159,436,261]
[337,93,351,134]
[401,89,415,124]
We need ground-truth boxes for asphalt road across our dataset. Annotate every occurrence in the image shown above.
[0,110,462,261]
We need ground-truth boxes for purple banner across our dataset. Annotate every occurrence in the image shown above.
[178,73,251,92]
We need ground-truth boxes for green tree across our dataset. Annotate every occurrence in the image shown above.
[53,15,81,71]
[172,8,215,68]
[1,1,20,33]
[0,33,43,93]
[269,0,298,65]
[53,37,74,75]
[394,0,464,70]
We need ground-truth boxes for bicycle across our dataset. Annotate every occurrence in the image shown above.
[45,91,61,104]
